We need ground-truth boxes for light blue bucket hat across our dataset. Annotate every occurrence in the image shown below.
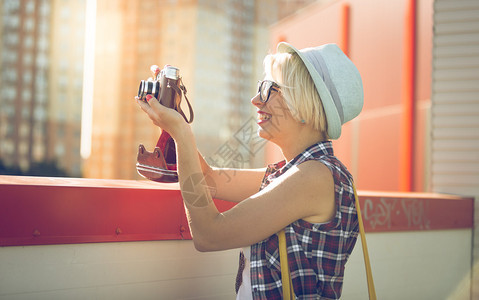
[277,42,363,140]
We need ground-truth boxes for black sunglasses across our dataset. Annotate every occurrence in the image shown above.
[257,80,280,103]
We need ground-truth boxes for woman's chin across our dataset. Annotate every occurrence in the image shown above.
[257,126,274,141]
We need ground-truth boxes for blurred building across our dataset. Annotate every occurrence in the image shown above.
[83,0,316,179]
[0,0,315,179]
[0,0,85,177]
[48,0,85,176]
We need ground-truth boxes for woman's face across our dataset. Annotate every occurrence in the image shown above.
[251,80,301,145]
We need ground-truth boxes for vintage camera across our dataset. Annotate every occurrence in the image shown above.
[136,64,194,183]
[137,65,181,109]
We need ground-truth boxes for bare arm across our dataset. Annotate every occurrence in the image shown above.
[178,130,335,251]
[197,152,266,202]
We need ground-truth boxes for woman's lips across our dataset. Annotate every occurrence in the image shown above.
[257,111,272,124]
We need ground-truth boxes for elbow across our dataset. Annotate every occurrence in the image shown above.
[192,234,222,252]
[188,210,226,252]
[193,240,210,252]
[188,211,227,252]
[193,238,211,252]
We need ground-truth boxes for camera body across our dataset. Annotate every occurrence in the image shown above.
[137,65,180,109]
[136,64,193,183]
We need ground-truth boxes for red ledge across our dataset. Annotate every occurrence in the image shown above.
[357,190,473,232]
[0,176,474,247]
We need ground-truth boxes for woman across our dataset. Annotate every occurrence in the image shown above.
[137,42,363,299]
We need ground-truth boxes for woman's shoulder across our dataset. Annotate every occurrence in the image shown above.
[291,160,336,224]
[299,152,353,182]
[295,158,332,178]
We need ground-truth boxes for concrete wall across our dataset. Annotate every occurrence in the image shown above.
[343,230,472,300]
[0,229,471,300]
[0,241,238,300]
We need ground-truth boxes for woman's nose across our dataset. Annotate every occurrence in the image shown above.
[251,93,263,107]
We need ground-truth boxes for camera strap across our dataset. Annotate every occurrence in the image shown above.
[170,80,194,124]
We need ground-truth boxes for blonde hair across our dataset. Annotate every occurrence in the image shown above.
[263,52,328,138]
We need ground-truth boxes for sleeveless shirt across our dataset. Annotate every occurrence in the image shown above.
[246,141,359,299]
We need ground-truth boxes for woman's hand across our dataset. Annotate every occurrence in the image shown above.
[136,95,188,139]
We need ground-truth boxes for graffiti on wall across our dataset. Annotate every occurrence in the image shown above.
[362,198,431,231]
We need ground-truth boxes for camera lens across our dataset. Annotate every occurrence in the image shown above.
[138,80,160,100]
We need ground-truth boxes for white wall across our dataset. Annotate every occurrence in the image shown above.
[0,229,471,300]
[0,241,239,300]
[343,229,472,300]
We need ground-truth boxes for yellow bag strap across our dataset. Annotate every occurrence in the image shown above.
[353,182,377,300]
[278,182,376,300]
[278,229,294,299]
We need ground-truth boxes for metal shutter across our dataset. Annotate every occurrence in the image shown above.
[431,0,479,197]
[432,1,479,298]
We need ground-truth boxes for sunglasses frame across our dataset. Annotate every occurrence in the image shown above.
[257,80,280,103]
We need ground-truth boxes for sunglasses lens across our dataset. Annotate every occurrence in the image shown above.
[259,81,271,102]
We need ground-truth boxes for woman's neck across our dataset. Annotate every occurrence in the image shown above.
[279,129,327,162]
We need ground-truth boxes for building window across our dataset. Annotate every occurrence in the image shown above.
[3,106,14,118]
[5,32,19,46]
[39,1,50,17]
[21,107,31,119]
[4,15,20,28]
[33,143,45,161]
[36,93,46,104]
[23,71,32,84]
[23,52,33,66]
[60,6,70,19]
[34,107,46,121]
[38,21,49,35]
[22,89,32,102]
[23,35,34,49]
[3,0,20,14]
[24,18,35,32]
[57,110,66,121]
[19,158,29,172]
[59,59,68,72]
[3,69,17,82]
[2,140,15,155]
[60,24,69,36]
[25,0,35,14]
[55,143,65,156]
[19,124,29,139]
[36,52,48,68]
[2,49,17,63]
[2,86,17,100]
[75,61,83,74]
[58,77,68,91]
[35,76,47,94]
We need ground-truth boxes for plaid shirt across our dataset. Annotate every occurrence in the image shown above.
[248,141,358,299]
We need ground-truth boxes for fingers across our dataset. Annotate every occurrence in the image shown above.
[135,94,180,129]
[136,95,164,128]
[144,94,168,114]
[136,95,162,115]
[136,96,153,115]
